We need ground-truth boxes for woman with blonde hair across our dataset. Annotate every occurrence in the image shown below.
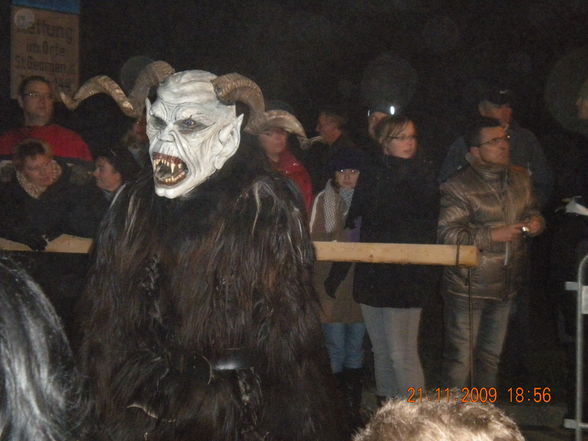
[345,115,439,402]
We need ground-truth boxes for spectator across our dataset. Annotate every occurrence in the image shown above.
[69,147,140,238]
[0,256,89,441]
[0,139,82,250]
[367,103,396,142]
[121,113,150,168]
[439,84,553,208]
[310,149,365,431]
[438,117,544,388]
[0,76,93,181]
[361,104,396,158]
[551,75,588,428]
[344,115,439,401]
[304,107,359,193]
[354,393,524,441]
[257,127,313,214]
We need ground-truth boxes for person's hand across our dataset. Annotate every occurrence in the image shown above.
[490,223,525,242]
[522,216,542,235]
[17,230,48,251]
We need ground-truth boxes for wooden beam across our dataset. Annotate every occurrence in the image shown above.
[0,234,93,254]
[313,241,479,267]
[0,236,479,267]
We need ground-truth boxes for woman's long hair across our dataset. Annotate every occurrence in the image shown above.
[0,256,89,441]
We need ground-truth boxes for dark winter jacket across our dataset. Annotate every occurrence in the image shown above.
[346,153,440,308]
[66,184,112,238]
[0,161,82,246]
[438,155,544,301]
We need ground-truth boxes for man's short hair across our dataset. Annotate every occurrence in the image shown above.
[319,106,349,130]
[464,117,502,149]
[17,75,52,96]
[13,138,53,170]
[354,396,524,441]
[96,147,141,183]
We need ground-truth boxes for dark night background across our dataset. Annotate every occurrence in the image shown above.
[2,1,588,408]
[1,0,588,167]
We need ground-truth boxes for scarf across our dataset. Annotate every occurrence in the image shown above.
[16,160,61,199]
[323,180,354,234]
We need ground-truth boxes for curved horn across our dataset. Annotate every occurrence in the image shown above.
[60,61,175,118]
[127,60,175,112]
[211,73,265,134]
[60,75,136,117]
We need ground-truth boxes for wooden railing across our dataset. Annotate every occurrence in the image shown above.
[1,235,479,267]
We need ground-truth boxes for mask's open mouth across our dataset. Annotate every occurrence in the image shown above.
[152,152,188,186]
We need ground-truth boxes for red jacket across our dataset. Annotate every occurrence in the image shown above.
[272,149,313,214]
[0,124,93,164]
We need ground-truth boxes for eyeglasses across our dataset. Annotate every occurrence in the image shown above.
[386,135,417,142]
[22,92,54,100]
[478,135,510,147]
[336,169,359,175]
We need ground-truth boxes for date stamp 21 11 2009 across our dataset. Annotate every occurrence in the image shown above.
[407,387,552,404]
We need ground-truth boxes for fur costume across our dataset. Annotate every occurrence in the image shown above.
[72,65,343,441]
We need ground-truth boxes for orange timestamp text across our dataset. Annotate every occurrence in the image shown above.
[407,387,552,404]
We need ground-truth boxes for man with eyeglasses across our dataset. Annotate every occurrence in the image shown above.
[439,85,553,208]
[437,117,544,389]
[0,76,92,181]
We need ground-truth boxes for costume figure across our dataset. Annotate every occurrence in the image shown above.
[68,63,342,441]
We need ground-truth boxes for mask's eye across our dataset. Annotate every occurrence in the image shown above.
[178,118,207,133]
[150,116,167,130]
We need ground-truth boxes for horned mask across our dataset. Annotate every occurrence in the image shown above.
[146,71,242,198]
[60,61,307,199]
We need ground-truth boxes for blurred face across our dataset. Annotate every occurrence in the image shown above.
[18,80,54,126]
[258,128,288,161]
[576,96,588,120]
[133,115,149,143]
[478,101,512,126]
[471,126,510,166]
[368,112,388,140]
[381,121,417,159]
[22,154,56,187]
[315,114,340,145]
[335,169,360,189]
[94,157,123,192]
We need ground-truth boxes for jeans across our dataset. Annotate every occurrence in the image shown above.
[361,305,424,398]
[322,322,366,373]
[442,294,512,388]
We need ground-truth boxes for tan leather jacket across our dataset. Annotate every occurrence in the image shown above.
[438,155,544,300]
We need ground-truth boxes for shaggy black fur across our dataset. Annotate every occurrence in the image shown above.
[76,143,344,441]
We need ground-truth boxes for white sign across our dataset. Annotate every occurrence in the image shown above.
[10,6,79,98]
